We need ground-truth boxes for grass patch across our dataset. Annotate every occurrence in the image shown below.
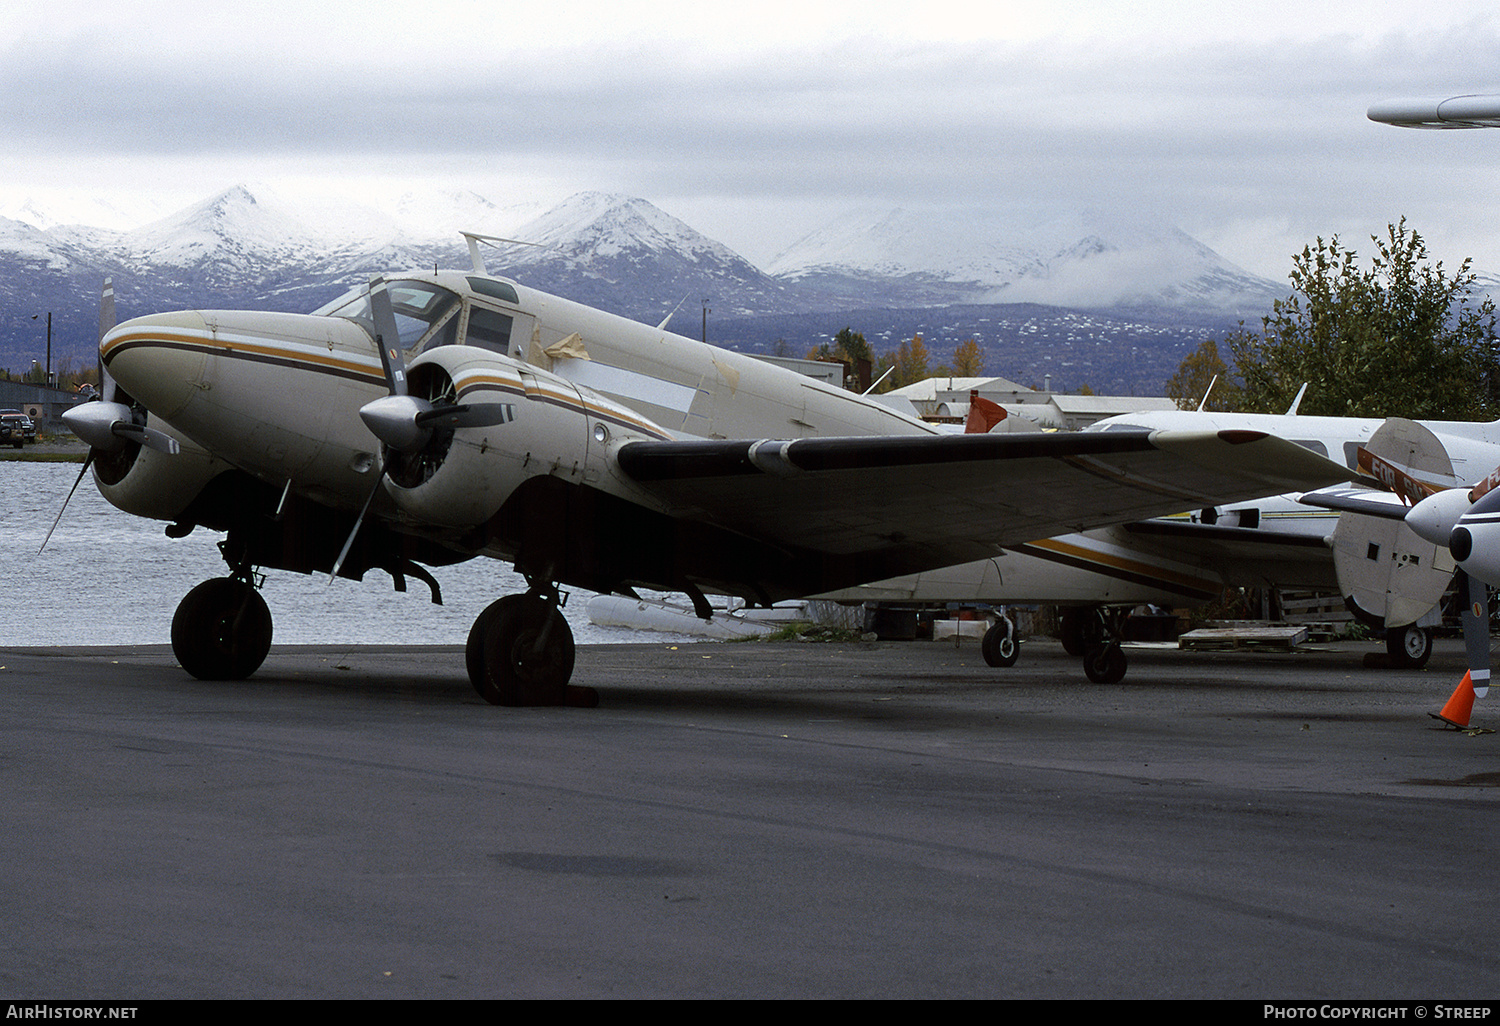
[755,622,869,643]
[0,450,86,462]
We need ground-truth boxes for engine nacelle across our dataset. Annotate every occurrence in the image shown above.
[93,426,231,523]
[378,346,663,531]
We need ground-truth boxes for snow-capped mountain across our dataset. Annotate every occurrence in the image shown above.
[0,184,1288,384]
[770,207,1283,317]
[479,192,802,322]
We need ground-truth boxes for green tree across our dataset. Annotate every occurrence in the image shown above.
[1227,220,1500,419]
[1166,339,1243,411]
[806,327,874,389]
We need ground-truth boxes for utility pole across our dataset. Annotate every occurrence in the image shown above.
[32,312,51,386]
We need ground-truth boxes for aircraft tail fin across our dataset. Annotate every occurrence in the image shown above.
[964,392,1007,434]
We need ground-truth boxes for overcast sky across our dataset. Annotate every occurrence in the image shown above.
[4,0,1500,280]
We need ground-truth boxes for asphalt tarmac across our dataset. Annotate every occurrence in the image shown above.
[2,635,1497,1000]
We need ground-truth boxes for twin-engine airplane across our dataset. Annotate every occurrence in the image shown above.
[56,249,1354,707]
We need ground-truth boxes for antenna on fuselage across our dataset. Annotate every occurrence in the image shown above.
[1286,382,1308,416]
[459,231,547,275]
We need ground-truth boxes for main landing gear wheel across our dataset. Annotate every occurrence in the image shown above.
[1386,624,1433,669]
[1082,642,1127,685]
[171,577,273,680]
[466,593,594,707]
[982,617,1020,667]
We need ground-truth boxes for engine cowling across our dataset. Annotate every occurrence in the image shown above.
[375,347,601,531]
[92,427,230,523]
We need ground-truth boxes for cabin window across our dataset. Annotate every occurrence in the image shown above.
[467,277,521,304]
[463,306,516,354]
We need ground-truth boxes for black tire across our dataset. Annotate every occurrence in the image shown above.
[465,598,504,698]
[982,619,1020,667]
[1058,608,1088,657]
[171,578,273,680]
[1386,624,1432,669]
[473,594,576,706]
[1082,643,1127,684]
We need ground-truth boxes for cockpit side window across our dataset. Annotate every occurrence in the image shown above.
[322,280,461,353]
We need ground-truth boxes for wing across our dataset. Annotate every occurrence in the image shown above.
[615,428,1354,594]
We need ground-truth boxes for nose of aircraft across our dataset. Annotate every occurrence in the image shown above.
[100,311,211,419]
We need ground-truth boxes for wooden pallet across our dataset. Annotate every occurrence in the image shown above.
[1178,624,1309,652]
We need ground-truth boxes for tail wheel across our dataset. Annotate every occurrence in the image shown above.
[171,578,273,680]
[469,594,576,706]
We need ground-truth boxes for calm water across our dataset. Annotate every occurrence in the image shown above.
[1,461,701,647]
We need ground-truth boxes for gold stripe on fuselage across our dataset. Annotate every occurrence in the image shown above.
[104,328,676,442]
[102,327,384,386]
[1013,536,1223,600]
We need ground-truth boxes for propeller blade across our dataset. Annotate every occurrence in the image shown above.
[413,402,516,431]
[111,423,181,455]
[1458,569,1490,697]
[369,279,408,397]
[329,465,387,585]
[43,278,124,556]
[98,277,117,404]
[37,451,96,555]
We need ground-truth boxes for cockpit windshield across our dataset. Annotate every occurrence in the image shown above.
[318,280,461,353]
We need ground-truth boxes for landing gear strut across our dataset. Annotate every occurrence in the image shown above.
[465,585,595,707]
[171,576,273,680]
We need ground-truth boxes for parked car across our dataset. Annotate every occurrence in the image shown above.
[0,412,27,448]
[1,410,34,443]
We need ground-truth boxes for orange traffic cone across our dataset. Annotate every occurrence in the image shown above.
[1432,673,1479,728]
